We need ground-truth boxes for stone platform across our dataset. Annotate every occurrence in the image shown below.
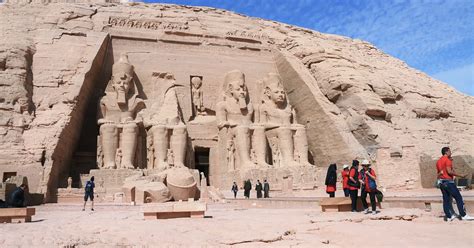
[0,207,36,223]
[141,201,207,219]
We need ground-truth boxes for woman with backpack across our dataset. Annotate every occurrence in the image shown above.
[325,163,337,197]
[359,160,378,215]
[348,160,360,212]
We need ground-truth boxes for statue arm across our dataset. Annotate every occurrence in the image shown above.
[97,99,109,125]
[216,101,229,129]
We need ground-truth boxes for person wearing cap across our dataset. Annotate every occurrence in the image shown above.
[436,147,474,221]
[359,159,377,214]
[325,164,337,197]
[341,164,350,197]
[348,160,360,212]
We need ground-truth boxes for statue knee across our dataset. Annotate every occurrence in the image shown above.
[100,124,117,134]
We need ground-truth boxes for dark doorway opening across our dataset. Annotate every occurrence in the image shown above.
[194,147,210,186]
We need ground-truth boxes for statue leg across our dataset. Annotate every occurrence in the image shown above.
[171,124,187,168]
[100,124,118,169]
[294,126,312,166]
[252,126,270,167]
[234,126,255,168]
[121,123,138,169]
[277,127,299,167]
[151,125,169,171]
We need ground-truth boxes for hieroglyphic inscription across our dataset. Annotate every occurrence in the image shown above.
[108,17,189,31]
[226,30,269,40]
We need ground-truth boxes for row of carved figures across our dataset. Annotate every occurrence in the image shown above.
[96,54,312,172]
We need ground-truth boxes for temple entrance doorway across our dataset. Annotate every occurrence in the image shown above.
[194,147,210,186]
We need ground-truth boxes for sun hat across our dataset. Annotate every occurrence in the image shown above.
[361,159,370,165]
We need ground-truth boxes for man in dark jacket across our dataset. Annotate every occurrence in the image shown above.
[10,184,27,207]
[263,180,270,198]
[255,180,263,198]
[243,179,251,198]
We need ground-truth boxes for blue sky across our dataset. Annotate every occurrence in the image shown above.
[144,0,474,96]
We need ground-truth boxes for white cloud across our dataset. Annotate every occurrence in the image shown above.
[433,63,474,96]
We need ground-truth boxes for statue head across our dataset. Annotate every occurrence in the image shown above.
[263,73,286,107]
[224,70,248,109]
[111,54,135,104]
[191,76,202,89]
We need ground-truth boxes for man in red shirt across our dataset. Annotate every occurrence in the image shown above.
[437,147,473,221]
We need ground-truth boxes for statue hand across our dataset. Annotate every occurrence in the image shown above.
[218,121,229,129]
[98,118,114,125]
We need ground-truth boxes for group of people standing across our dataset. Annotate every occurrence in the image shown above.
[325,159,380,214]
[232,179,270,199]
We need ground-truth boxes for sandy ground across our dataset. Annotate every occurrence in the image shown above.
[0,202,473,247]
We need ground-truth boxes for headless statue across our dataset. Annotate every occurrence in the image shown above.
[97,54,145,169]
[144,73,187,171]
[257,73,311,167]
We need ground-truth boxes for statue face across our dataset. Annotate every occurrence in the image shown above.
[229,79,247,101]
[270,86,286,104]
[112,72,132,94]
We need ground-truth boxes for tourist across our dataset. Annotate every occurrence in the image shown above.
[325,163,337,197]
[10,184,27,207]
[341,164,350,197]
[243,179,252,198]
[359,160,377,215]
[348,160,360,212]
[255,180,263,198]
[436,147,474,221]
[263,179,270,198]
[231,182,239,198]
[83,176,95,211]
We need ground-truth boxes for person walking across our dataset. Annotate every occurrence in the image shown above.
[263,179,270,198]
[255,180,263,199]
[341,164,350,197]
[10,184,27,207]
[231,182,239,198]
[348,160,360,212]
[325,163,337,197]
[437,147,474,221]
[83,176,95,211]
[359,160,377,215]
[243,179,251,199]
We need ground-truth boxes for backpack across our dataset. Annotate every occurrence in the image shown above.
[367,169,377,190]
[85,181,93,193]
[347,167,360,188]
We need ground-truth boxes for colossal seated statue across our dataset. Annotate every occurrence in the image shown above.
[216,70,257,169]
[257,73,311,167]
[144,73,187,171]
[97,54,145,169]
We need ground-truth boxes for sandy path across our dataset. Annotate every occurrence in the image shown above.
[0,204,473,247]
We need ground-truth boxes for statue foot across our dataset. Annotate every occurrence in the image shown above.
[104,162,115,169]
[257,162,272,168]
[242,161,257,169]
[174,162,185,168]
[121,162,135,169]
[156,161,169,171]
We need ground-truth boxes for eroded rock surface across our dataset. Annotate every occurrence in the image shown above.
[0,2,472,199]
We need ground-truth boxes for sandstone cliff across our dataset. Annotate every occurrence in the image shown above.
[0,2,472,198]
